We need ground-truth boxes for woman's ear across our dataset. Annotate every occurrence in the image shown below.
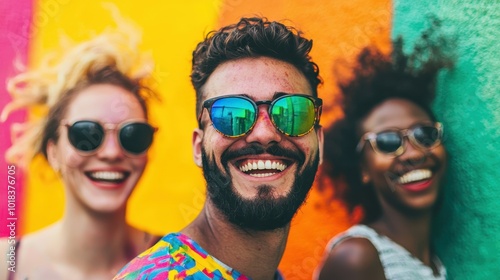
[46,140,60,173]
[361,163,372,185]
[362,171,371,184]
[360,158,371,185]
[192,128,203,168]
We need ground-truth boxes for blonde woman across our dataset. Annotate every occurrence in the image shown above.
[0,18,161,280]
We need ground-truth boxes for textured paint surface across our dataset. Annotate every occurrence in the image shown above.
[393,1,500,279]
[0,0,31,236]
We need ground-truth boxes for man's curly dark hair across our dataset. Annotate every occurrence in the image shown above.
[323,20,454,224]
[190,17,322,120]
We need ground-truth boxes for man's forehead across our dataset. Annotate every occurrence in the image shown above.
[204,91,312,102]
[202,57,312,100]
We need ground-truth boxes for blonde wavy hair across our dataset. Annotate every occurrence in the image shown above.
[1,8,156,167]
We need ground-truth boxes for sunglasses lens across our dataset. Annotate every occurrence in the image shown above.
[68,121,104,152]
[413,125,440,147]
[119,123,155,154]
[210,97,256,137]
[376,132,402,154]
[271,96,316,136]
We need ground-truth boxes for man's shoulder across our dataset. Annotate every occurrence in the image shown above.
[113,233,184,279]
[113,232,248,280]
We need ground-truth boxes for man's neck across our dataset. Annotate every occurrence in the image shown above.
[181,202,289,280]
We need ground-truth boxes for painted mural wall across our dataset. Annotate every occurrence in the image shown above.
[1,0,498,279]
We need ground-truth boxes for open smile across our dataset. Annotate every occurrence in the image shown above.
[386,154,443,192]
[397,169,432,184]
[390,168,435,192]
[237,159,290,178]
[85,171,131,184]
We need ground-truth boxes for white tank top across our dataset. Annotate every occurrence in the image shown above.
[324,225,447,280]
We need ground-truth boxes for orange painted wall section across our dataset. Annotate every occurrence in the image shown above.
[20,1,391,279]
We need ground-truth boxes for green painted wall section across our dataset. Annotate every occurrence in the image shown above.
[393,1,500,279]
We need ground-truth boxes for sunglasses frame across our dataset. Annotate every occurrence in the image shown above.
[61,119,158,157]
[356,122,443,157]
[198,93,323,138]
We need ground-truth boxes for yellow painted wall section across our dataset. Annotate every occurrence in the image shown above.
[24,0,223,235]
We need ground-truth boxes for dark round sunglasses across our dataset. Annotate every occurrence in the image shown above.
[62,120,157,156]
[356,122,443,157]
[198,94,323,137]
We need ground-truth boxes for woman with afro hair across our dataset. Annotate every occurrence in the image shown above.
[315,20,454,280]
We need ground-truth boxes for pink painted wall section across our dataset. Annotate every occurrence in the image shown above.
[0,1,32,237]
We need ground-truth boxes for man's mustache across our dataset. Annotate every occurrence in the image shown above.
[221,143,305,166]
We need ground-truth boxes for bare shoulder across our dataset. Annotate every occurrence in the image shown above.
[0,237,14,254]
[316,237,385,280]
[6,226,58,279]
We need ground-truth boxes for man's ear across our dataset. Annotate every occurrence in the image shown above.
[316,126,324,166]
[192,128,203,167]
[46,140,60,172]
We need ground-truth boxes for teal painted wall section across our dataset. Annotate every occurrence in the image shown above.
[393,1,500,279]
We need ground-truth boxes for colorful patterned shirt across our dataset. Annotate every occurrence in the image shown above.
[114,232,284,280]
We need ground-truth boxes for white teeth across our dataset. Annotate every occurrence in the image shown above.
[89,171,125,181]
[258,160,265,169]
[238,160,288,173]
[249,172,277,178]
[398,169,432,184]
[265,160,272,169]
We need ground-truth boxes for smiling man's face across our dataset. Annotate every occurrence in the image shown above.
[192,57,323,231]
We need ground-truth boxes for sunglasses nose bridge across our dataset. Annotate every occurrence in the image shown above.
[102,123,118,131]
[255,100,273,118]
[245,104,283,144]
[256,104,276,127]
[95,125,125,159]
[396,132,426,159]
[246,100,278,130]
[254,100,272,106]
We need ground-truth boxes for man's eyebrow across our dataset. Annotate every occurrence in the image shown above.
[234,92,297,101]
[239,93,251,99]
[273,92,292,99]
[241,92,288,100]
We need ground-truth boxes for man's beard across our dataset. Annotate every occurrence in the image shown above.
[201,143,319,231]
